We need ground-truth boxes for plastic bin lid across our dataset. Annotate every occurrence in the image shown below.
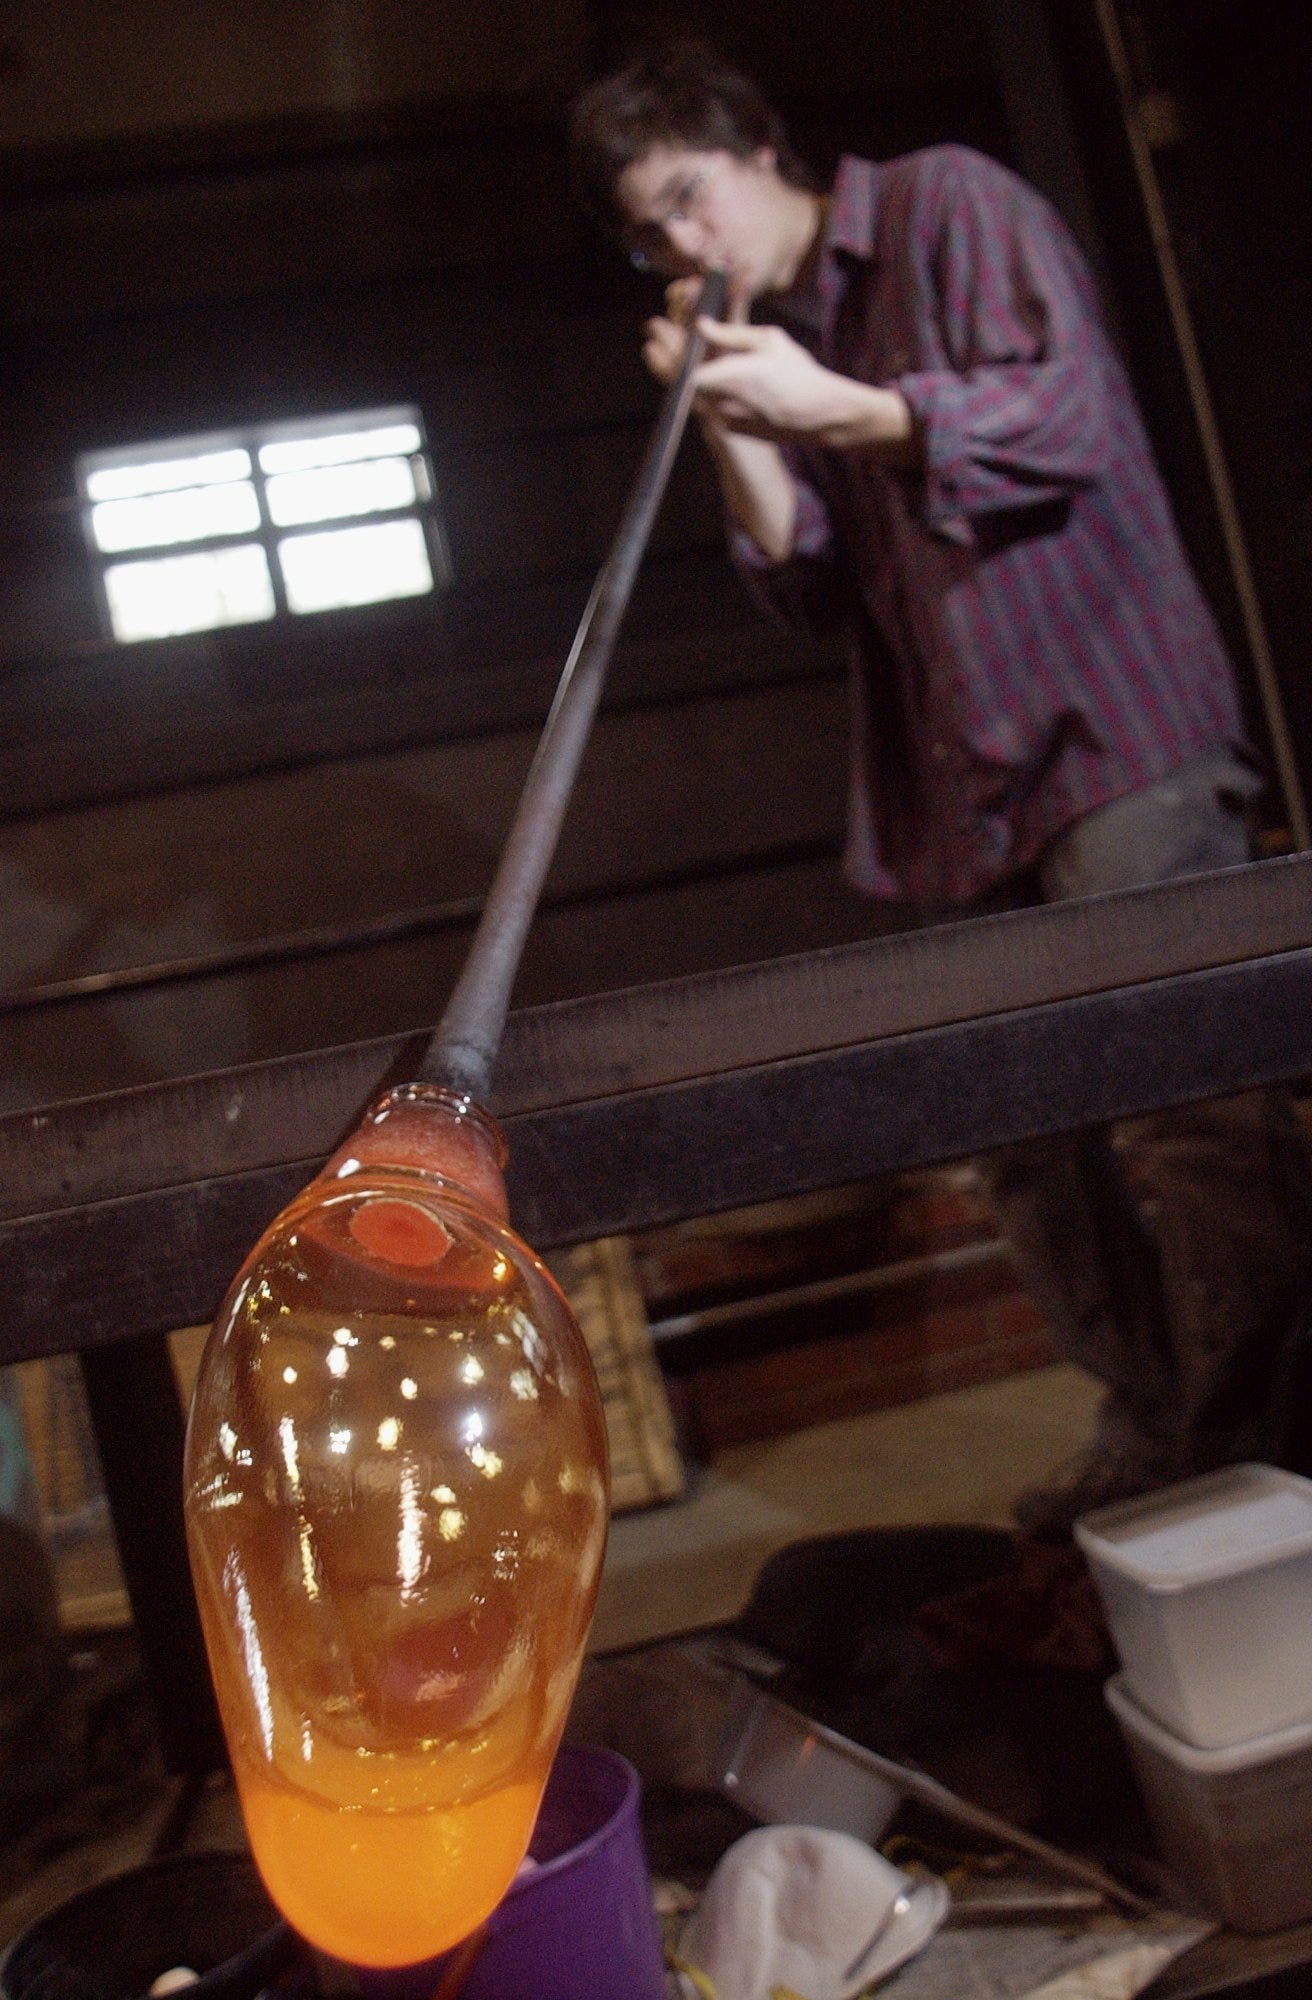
[1106,1672,1312,1772]
[1074,1464,1312,1589]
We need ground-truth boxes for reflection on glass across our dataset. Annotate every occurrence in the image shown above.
[278,518,434,614]
[184,1085,610,1969]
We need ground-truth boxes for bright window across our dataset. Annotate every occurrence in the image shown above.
[79,408,448,644]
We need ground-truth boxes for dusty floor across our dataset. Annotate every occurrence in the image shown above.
[593,1361,1100,1653]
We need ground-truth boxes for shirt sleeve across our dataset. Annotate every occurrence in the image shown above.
[729,451,849,636]
[892,149,1115,546]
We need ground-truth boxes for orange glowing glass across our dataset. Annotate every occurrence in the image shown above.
[183,1084,610,1969]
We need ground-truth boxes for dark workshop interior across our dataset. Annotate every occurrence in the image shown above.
[2,0,1312,1994]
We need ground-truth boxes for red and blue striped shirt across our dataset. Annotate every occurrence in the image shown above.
[735,147,1248,903]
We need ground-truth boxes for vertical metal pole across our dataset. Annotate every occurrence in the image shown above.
[80,1339,226,1774]
[1092,0,1310,850]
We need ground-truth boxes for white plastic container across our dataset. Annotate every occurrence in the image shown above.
[1075,1463,1312,1748]
[1107,1672,1312,1932]
[715,1678,900,1844]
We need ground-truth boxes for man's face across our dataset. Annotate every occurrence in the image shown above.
[615,142,789,295]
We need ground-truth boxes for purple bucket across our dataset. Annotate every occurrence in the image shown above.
[357,1744,667,2000]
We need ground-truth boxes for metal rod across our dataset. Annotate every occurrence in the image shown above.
[835,1733,1156,1916]
[420,270,728,1100]
[724,1686,1157,1917]
[1092,0,1309,851]
[647,1239,1014,1344]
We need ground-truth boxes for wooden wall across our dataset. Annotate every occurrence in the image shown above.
[0,0,1005,1109]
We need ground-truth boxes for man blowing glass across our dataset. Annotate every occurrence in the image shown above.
[569,41,1312,1536]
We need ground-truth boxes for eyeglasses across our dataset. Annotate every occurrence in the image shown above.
[625,169,711,273]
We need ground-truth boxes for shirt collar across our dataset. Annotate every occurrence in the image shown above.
[826,154,883,260]
[770,156,882,344]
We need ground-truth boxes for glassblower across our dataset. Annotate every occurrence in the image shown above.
[182,273,728,1971]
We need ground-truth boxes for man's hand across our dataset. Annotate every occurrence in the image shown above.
[642,273,751,387]
[691,318,920,461]
[637,278,919,559]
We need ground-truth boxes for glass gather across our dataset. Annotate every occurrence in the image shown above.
[183,1085,610,1968]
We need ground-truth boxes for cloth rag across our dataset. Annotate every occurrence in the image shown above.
[675,1824,944,2000]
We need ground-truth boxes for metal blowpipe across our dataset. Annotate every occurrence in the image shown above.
[421,267,728,1101]
[182,271,727,1974]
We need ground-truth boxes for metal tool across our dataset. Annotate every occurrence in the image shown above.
[422,267,728,1101]
[822,1731,1154,1918]
[843,1886,915,1982]
[715,1679,1155,1920]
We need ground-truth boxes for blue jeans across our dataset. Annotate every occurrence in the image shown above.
[980,755,1312,1473]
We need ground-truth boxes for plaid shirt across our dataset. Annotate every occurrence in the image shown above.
[734,147,1247,903]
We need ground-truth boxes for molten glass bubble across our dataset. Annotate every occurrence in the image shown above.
[183,1085,610,1968]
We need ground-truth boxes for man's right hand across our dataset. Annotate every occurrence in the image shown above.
[641,274,750,393]
[641,273,798,564]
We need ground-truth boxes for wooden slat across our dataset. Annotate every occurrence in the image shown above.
[1,128,582,322]
[0,552,820,822]
[555,1238,685,1514]
[0,676,849,1004]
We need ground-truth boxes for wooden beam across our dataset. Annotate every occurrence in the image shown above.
[4,855,1312,1363]
[5,854,1310,1214]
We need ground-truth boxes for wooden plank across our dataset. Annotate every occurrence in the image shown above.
[0,677,849,1005]
[4,854,1312,1225]
[0,551,822,821]
[505,947,1312,1246]
[3,850,864,1113]
[1,128,583,322]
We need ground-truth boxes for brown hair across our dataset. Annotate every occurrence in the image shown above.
[569,40,814,234]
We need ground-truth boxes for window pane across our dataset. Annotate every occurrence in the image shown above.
[83,409,443,643]
[103,544,276,642]
[84,449,252,502]
[278,519,434,614]
[259,423,422,475]
[91,482,262,554]
[265,457,418,528]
